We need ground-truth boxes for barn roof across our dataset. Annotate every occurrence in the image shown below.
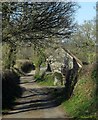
[59,45,83,67]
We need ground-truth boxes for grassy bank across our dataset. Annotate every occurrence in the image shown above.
[62,64,97,119]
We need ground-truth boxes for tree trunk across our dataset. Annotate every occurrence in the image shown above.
[7,47,13,69]
[5,44,16,70]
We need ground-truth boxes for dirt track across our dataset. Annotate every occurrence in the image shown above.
[3,70,68,119]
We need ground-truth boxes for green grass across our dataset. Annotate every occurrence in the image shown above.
[37,72,63,86]
[62,73,97,119]
[37,73,54,86]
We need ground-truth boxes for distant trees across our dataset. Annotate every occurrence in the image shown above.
[32,48,46,77]
[64,20,96,64]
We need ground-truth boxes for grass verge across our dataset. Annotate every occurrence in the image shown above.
[62,64,97,119]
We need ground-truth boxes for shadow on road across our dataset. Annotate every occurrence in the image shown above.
[20,80,36,84]
[3,69,66,115]
[4,87,65,115]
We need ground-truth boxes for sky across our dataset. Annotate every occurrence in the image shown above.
[75,2,96,24]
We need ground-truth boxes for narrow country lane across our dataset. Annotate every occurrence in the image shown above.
[3,70,68,119]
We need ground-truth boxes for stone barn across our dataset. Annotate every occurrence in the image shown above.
[46,46,83,86]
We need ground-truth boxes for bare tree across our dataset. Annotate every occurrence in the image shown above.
[2,2,78,69]
[2,2,78,46]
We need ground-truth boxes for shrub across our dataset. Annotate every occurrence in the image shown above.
[21,61,35,73]
[2,69,22,109]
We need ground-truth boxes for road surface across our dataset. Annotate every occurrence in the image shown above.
[3,70,68,119]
